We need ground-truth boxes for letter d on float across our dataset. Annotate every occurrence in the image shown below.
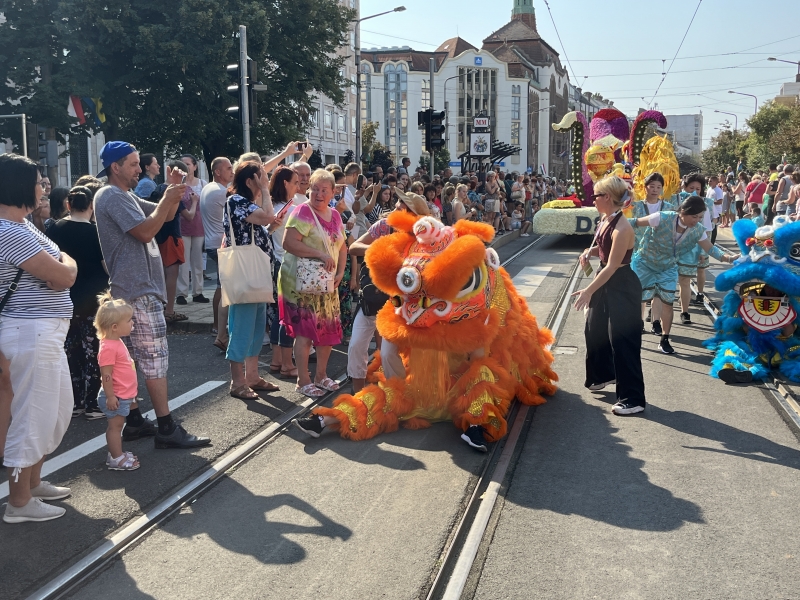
[576,216,593,233]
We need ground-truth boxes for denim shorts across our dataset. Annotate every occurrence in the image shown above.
[98,389,134,418]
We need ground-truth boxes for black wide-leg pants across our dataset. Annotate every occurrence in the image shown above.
[584,265,646,405]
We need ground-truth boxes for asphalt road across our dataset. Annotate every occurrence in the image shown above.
[4,232,585,599]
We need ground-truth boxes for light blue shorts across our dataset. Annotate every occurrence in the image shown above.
[677,245,709,277]
[98,389,134,419]
[632,258,678,304]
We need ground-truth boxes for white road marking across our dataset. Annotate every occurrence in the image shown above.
[0,380,226,501]
[511,266,552,298]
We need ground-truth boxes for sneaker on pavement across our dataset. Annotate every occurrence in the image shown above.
[589,380,616,391]
[294,414,325,438]
[154,424,211,449]
[693,293,705,305]
[176,296,187,305]
[122,417,157,441]
[658,335,675,355]
[3,497,66,523]
[192,294,210,303]
[30,480,71,501]
[611,401,645,416]
[84,407,105,420]
[651,319,662,336]
[680,311,691,325]
[718,368,753,385]
[461,425,489,452]
[72,406,85,418]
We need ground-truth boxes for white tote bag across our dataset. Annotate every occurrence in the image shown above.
[218,201,274,307]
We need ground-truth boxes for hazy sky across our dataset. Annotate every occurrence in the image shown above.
[359,0,800,150]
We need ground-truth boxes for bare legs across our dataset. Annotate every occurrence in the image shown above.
[7,458,45,508]
[163,263,179,317]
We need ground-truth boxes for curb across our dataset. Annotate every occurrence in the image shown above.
[490,230,521,250]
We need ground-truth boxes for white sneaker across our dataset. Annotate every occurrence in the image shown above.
[30,480,71,501]
[3,497,66,523]
[589,380,616,391]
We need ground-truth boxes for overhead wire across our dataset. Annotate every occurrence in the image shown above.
[541,0,579,83]
[646,0,703,106]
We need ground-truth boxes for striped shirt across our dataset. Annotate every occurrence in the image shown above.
[0,219,73,319]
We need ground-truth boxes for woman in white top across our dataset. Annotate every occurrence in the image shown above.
[177,153,208,304]
[731,172,749,219]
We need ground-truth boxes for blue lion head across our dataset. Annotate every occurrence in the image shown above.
[716,217,800,299]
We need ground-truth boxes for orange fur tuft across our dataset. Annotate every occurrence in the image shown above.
[365,232,413,296]
[453,220,495,243]
[386,210,420,233]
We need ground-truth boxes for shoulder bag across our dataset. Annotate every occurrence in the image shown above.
[296,204,336,295]
[0,269,24,320]
[218,201,273,307]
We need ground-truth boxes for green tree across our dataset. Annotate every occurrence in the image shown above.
[361,120,388,169]
[418,147,451,175]
[744,101,793,170]
[701,127,747,175]
[0,0,354,165]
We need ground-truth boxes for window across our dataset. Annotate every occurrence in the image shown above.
[384,63,408,158]
[352,115,356,134]
[351,74,357,96]
[457,66,498,153]
[350,31,355,50]
[338,113,346,132]
[360,63,372,124]
[512,96,520,120]
[512,85,520,95]
[68,133,89,185]
[421,79,430,110]
[511,122,520,145]
[324,108,333,130]
[310,107,319,129]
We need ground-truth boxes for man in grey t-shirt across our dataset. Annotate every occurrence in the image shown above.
[94,141,211,449]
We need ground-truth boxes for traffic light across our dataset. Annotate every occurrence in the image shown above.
[426,109,445,153]
[418,109,430,130]
[227,59,264,125]
[35,126,58,167]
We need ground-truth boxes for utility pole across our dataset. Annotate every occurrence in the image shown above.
[239,25,250,153]
[429,57,435,175]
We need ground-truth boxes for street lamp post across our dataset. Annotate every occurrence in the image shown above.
[354,6,406,166]
[768,56,800,78]
[714,109,738,133]
[443,68,478,148]
[728,90,758,115]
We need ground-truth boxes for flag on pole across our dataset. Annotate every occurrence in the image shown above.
[540,163,547,176]
[81,97,106,126]
[67,96,86,125]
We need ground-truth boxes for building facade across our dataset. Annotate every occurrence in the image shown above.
[662,113,703,158]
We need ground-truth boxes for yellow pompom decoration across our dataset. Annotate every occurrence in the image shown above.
[632,135,681,200]
[541,200,580,209]
[585,144,616,182]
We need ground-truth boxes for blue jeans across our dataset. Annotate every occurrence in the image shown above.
[226,303,267,363]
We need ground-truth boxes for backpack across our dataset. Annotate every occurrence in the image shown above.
[359,258,389,317]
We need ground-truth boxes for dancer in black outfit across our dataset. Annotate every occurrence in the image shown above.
[573,176,646,415]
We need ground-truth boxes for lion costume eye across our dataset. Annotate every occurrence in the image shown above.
[397,266,422,294]
[456,267,483,299]
[790,243,800,263]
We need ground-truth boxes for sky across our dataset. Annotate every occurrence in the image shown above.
[359,0,800,150]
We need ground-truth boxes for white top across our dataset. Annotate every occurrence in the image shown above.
[707,186,724,218]
[271,193,307,264]
[647,212,707,243]
[200,181,227,249]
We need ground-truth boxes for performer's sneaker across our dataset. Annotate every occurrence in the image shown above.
[680,311,692,324]
[658,335,675,355]
[651,319,663,336]
[611,401,645,416]
[693,293,705,305]
[461,425,489,452]
[294,414,325,438]
[589,380,615,391]
[645,307,652,323]
[718,368,753,385]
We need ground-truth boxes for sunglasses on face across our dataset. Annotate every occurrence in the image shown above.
[590,193,608,201]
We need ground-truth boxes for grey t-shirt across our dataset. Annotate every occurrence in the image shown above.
[94,185,167,303]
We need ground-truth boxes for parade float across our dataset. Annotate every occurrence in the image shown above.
[532,108,680,235]
[705,216,800,384]
[312,213,558,444]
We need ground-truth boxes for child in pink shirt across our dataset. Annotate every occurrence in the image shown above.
[95,293,140,471]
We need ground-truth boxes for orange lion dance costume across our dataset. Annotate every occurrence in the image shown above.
[313,212,558,445]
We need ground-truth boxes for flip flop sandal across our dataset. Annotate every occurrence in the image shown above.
[173,312,188,321]
[315,377,340,392]
[249,378,280,392]
[213,340,226,351]
[230,385,259,400]
[296,383,326,398]
[164,313,178,324]
[269,364,282,373]
[280,367,299,378]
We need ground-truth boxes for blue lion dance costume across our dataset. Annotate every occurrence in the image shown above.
[705,216,800,384]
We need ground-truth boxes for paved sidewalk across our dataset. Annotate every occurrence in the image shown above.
[473,268,800,599]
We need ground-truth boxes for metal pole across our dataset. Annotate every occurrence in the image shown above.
[239,25,250,153]
[21,114,27,158]
[355,20,361,166]
[429,57,435,175]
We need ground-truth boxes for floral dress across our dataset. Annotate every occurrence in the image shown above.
[278,203,345,346]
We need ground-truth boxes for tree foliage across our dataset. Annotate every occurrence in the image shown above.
[0,0,354,165]
[701,101,800,175]
[360,120,393,170]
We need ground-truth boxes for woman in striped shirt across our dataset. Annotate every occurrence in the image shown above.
[0,154,78,524]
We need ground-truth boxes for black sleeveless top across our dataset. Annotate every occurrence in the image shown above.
[598,212,632,266]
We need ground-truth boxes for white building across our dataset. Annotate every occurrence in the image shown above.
[359,41,534,173]
[775,79,800,106]
[663,113,703,158]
